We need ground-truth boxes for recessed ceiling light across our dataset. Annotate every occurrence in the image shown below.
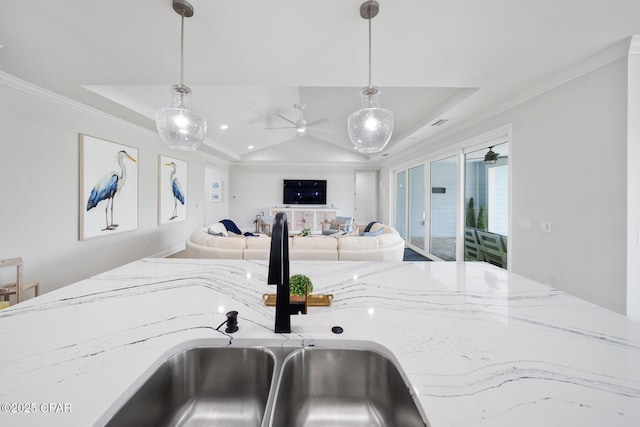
[248,145,254,150]
[220,124,228,130]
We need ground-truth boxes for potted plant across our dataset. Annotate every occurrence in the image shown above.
[466,197,476,228]
[298,228,311,237]
[290,274,313,302]
[476,205,488,230]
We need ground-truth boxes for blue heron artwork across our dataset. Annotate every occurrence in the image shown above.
[165,161,184,220]
[159,155,187,224]
[87,150,137,230]
[80,135,139,239]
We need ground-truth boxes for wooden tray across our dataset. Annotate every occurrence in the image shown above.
[262,294,334,307]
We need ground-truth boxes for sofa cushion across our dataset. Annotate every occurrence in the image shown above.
[245,236,272,250]
[376,232,401,248]
[338,236,380,250]
[292,235,338,250]
[204,235,246,249]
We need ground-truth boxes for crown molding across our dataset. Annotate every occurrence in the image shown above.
[457,36,635,136]
[385,36,639,165]
[0,71,158,138]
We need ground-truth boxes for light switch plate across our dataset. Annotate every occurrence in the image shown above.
[540,221,552,233]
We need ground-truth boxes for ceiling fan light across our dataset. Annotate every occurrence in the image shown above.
[484,146,499,164]
[348,88,394,153]
[156,85,207,151]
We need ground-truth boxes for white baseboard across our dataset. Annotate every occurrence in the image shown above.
[150,245,186,258]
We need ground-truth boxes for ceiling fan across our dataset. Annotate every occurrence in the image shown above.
[265,103,330,134]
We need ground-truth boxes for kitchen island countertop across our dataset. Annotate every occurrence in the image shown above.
[1,258,639,426]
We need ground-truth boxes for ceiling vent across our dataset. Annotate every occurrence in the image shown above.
[431,119,449,127]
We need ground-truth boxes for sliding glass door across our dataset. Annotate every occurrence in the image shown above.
[395,170,407,237]
[429,156,457,260]
[408,165,426,249]
[464,142,509,268]
[395,165,426,252]
[394,135,509,266]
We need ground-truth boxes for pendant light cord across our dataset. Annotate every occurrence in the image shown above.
[180,11,185,86]
[367,15,373,108]
[368,16,372,88]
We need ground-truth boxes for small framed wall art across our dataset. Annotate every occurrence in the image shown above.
[158,155,188,224]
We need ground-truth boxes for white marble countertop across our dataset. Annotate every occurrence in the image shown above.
[0,259,639,426]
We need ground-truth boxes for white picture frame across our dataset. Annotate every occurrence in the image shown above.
[79,134,138,240]
[159,155,188,224]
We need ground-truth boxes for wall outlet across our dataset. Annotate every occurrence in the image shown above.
[540,220,552,233]
[518,217,532,229]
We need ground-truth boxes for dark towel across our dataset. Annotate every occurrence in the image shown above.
[219,219,242,235]
[219,219,257,236]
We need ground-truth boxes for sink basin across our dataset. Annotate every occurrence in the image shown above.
[105,347,275,427]
[103,343,427,427]
[270,348,426,427]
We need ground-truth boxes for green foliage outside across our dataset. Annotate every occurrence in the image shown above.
[466,197,476,227]
[290,274,313,296]
[477,205,487,230]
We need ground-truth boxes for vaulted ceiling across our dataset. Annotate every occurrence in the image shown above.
[2,0,639,163]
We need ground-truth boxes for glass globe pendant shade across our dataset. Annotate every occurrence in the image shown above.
[156,84,207,151]
[348,87,394,153]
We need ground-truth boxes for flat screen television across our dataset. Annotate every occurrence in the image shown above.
[283,179,327,205]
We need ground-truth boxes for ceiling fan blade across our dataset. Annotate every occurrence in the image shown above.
[305,117,331,127]
[265,126,297,130]
[276,114,300,127]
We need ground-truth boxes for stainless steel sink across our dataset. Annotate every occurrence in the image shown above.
[270,348,426,427]
[103,343,427,427]
[105,347,276,427]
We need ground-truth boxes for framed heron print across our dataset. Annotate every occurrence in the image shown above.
[79,134,139,240]
[159,155,188,225]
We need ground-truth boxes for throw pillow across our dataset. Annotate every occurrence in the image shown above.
[363,221,381,232]
[207,222,228,237]
[361,228,384,237]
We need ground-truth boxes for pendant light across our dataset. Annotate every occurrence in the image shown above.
[156,0,207,151]
[348,0,394,153]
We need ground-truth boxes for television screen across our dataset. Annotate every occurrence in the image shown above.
[283,180,327,205]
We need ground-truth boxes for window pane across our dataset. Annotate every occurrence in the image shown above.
[464,143,509,268]
[395,170,407,238]
[430,156,457,260]
[408,165,425,249]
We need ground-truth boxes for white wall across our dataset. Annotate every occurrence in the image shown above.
[627,40,640,320]
[204,161,230,225]
[227,164,365,231]
[382,57,629,314]
[0,79,216,295]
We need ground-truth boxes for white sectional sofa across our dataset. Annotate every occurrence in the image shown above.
[185,223,405,261]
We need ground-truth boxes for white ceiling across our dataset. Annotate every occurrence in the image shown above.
[2,0,639,163]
